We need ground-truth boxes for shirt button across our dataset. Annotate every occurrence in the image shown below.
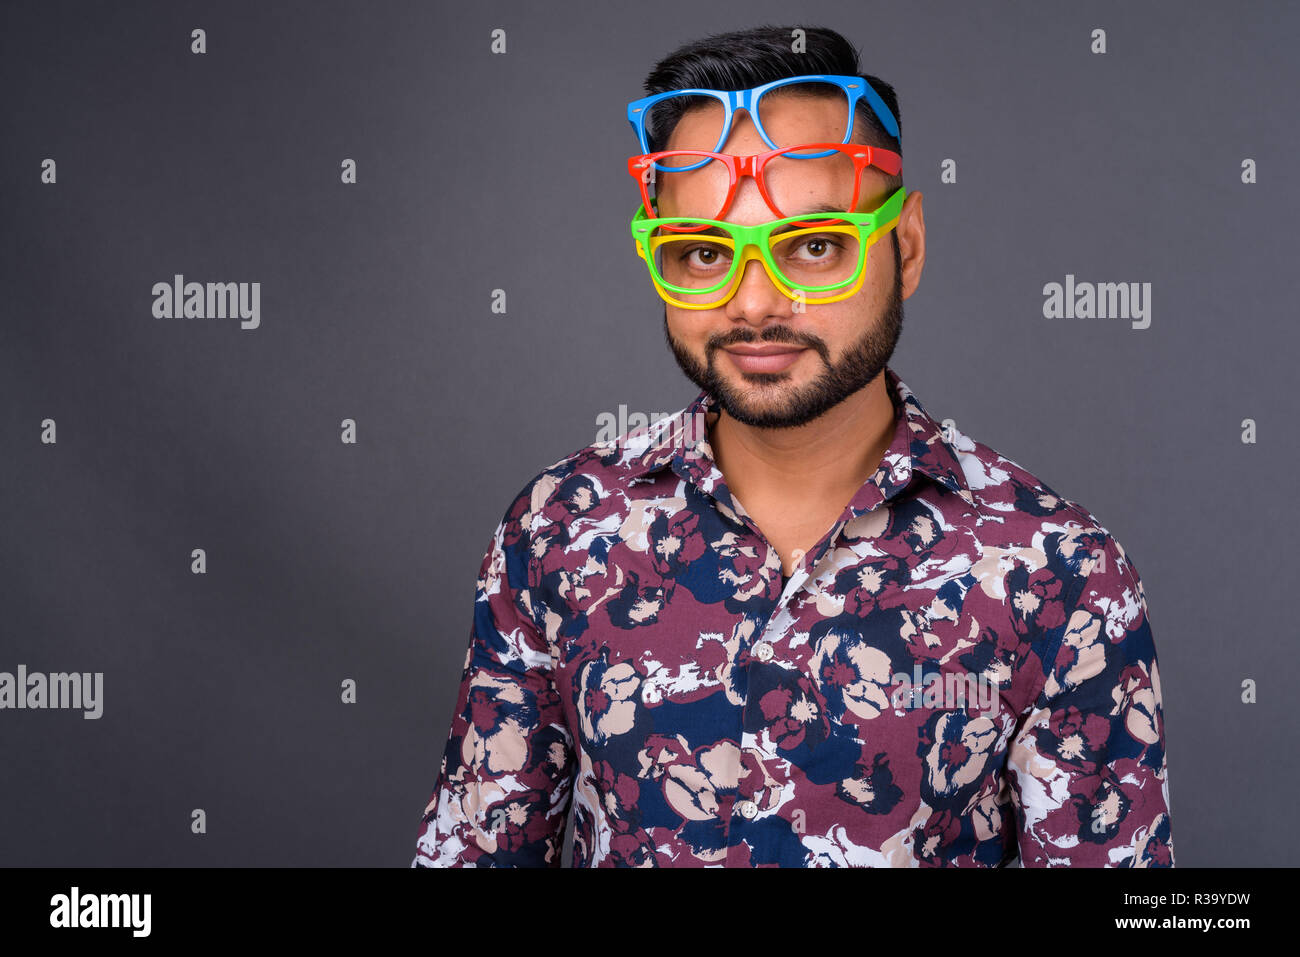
[754,641,773,662]
[738,800,758,819]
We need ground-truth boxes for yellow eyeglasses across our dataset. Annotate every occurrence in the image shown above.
[630,187,905,309]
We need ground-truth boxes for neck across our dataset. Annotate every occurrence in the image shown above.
[708,374,898,508]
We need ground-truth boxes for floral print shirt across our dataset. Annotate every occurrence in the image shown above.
[412,366,1173,867]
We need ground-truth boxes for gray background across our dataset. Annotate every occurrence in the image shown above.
[2,0,1296,866]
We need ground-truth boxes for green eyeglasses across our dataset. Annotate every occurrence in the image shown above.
[630,187,906,309]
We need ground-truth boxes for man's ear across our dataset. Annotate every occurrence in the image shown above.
[896,190,926,300]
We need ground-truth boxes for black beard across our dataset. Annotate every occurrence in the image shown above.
[663,236,904,429]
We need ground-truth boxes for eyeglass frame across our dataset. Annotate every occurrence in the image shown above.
[628,141,902,230]
[626,74,901,155]
[629,185,907,310]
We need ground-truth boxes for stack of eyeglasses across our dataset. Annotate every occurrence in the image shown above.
[624,75,906,309]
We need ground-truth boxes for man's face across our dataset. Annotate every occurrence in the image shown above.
[657,91,908,430]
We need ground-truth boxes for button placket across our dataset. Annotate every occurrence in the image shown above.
[731,527,848,828]
[730,544,787,832]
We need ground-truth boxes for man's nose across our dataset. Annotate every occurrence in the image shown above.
[725,251,791,321]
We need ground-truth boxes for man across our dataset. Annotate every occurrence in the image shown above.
[412,25,1172,867]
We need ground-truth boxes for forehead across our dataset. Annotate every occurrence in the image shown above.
[664,90,856,152]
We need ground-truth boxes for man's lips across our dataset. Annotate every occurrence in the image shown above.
[721,344,806,373]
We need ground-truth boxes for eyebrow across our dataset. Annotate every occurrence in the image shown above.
[794,203,846,215]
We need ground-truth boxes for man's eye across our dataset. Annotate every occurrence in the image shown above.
[686,245,727,266]
[793,236,841,258]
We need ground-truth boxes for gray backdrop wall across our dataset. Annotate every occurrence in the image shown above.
[2,0,1296,866]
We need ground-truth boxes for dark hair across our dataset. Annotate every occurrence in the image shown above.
[643,24,903,203]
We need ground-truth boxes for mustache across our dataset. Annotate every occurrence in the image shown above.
[711,329,820,349]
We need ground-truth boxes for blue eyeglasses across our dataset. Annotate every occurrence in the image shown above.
[626,74,900,154]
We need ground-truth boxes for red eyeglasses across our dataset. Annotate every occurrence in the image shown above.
[627,142,901,229]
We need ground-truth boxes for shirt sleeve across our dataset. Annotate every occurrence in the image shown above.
[411,506,575,867]
[1006,528,1174,866]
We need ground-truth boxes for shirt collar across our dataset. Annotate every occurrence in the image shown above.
[622,365,975,511]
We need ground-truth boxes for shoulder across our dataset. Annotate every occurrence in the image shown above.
[933,427,1156,729]
[943,420,1149,622]
[492,406,686,545]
